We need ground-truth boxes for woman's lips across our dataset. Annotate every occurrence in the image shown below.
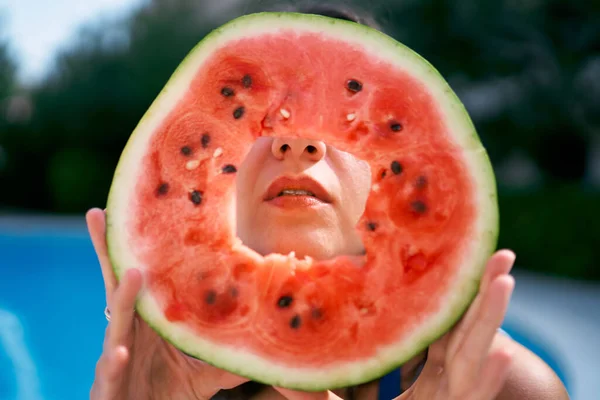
[263,176,333,204]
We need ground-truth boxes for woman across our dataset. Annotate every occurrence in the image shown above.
[87,4,570,400]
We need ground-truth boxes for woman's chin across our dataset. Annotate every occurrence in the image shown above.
[249,229,341,261]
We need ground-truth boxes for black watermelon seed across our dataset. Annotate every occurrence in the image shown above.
[290,315,302,329]
[190,190,203,205]
[242,74,252,88]
[390,121,403,132]
[229,287,239,298]
[277,295,293,308]
[205,290,217,305]
[181,146,192,156]
[367,222,378,232]
[311,308,323,319]
[380,170,387,179]
[416,176,428,189]
[221,87,234,97]
[233,107,245,119]
[201,133,211,148]
[222,164,237,174]
[157,183,169,196]
[346,79,363,93]
[391,161,403,175]
[411,200,427,214]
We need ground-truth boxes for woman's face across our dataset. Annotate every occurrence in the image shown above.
[236,137,371,260]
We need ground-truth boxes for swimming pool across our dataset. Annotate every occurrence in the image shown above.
[0,216,573,400]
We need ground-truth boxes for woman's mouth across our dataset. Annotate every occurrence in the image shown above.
[264,176,333,208]
[277,189,317,197]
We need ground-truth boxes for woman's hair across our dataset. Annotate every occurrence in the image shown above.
[211,3,379,399]
[280,2,382,30]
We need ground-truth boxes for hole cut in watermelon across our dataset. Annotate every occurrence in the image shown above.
[105,12,499,391]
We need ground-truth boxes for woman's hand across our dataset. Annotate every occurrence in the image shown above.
[88,208,250,400]
[399,250,517,400]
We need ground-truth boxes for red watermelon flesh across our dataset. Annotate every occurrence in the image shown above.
[106,12,498,391]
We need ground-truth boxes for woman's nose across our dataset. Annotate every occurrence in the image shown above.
[270,137,327,162]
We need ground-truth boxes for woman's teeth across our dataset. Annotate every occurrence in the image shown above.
[278,189,316,197]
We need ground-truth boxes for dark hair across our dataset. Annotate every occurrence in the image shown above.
[212,4,379,399]
[284,2,382,30]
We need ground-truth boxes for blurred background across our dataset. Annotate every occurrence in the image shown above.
[0,0,598,399]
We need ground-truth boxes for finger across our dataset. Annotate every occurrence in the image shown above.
[480,250,515,293]
[91,345,131,399]
[86,208,117,302]
[274,387,342,400]
[471,348,513,400]
[106,268,143,351]
[464,250,515,328]
[450,275,514,386]
[445,250,515,359]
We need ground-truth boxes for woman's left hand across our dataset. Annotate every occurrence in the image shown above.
[399,249,516,400]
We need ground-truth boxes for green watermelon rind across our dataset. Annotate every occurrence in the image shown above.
[105,12,499,392]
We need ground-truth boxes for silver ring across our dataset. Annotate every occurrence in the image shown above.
[104,306,111,322]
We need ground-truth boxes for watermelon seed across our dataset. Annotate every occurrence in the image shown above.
[381,170,387,179]
[222,164,237,174]
[277,295,293,308]
[190,190,203,205]
[311,308,323,319]
[415,176,428,189]
[186,160,200,171]
[221,87,234,97]
[213,148,223,158]
[180,146,192,156]
[290,315,302,329]
[242,74,252,88]
[205,290,217,305]
[201,133,211,148]
[391,161,403,175]
[156,183,169,196]
[233,107,245,119]
[390,121,403,132]
[367,222,378,231]
[411,200,427,214]
[280,108,291,119]
[346,79,363,93]
[229,287,239,298]
[346,113,356,121]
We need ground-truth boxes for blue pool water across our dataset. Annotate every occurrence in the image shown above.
[0,220,570,400]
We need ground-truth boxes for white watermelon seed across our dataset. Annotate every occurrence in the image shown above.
[213,148,223,158]
[186,160,200,170]
[347,113,356,121]
[280,108,291,119]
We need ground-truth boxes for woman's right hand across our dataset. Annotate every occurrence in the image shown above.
[87,208,250,400]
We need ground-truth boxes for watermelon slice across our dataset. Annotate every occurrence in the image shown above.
[105,12,498,391]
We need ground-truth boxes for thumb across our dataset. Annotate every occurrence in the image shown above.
[274,387,342,400]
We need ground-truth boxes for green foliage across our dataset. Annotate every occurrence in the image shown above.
[0,0,598,281]
[498,186,600,280]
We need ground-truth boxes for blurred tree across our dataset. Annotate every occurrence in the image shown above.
[0,21,15,100]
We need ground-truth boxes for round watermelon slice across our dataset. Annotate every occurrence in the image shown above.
[105,12,499,391]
